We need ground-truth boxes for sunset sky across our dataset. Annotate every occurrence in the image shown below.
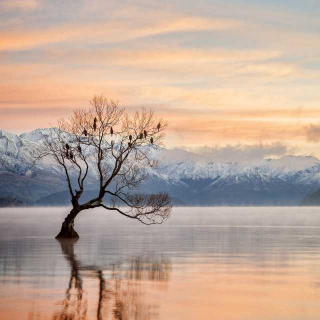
[1,0,320,157]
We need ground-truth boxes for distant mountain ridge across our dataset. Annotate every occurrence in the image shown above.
[300,190,320,206]
[1,128,320,206]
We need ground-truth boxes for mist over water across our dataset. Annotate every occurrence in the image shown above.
[1,207,320,319]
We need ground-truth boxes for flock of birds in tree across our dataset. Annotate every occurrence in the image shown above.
[63,118,161,160]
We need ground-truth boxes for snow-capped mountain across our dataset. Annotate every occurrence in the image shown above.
[1,128,320,206]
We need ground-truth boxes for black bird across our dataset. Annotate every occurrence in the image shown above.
[157,123,161,132]
[83,129,88,136]
[150,137,154,144]
[93,117,97,131]
[70,152,74,160]
[129,134,132,141]
[144,130,147,138]
[110,127,113,135]
[66,143,70,150]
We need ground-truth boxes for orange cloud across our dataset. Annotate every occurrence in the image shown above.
[0,0,39,11]
[0,14,239,52]
[305,124,320,142]
[0,0,320,156]
[41,47,282,70]
[0,99,310,146]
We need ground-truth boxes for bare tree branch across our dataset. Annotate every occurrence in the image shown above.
[35,95,172,238]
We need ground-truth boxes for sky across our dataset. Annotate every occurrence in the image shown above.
[1,0,320,158]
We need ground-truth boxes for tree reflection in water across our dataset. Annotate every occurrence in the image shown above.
[52,239,171,320]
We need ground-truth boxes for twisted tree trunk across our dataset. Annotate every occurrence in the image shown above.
[56,208,81,238]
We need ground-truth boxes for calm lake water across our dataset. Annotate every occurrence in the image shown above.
[1,207,320,320]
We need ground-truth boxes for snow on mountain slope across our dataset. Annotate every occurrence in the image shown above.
[0,130,35,160]
[156,148,320,182]
[17,129,320,179]
[0,129,64,176]
[19,128,59,144]
[1,128,320,205]
[0,129,39,174]
[3,128,320,183]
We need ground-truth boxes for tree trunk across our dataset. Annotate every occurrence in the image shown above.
[56,208,81,239]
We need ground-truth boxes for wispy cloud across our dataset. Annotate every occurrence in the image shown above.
[0,13,239,52]
[305,124,320,142]
[43,47,281,66]
[0,0,320,155]
[193,142,289,163]
[0,0,39,11]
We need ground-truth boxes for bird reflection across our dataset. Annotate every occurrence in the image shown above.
[52,239,171,320]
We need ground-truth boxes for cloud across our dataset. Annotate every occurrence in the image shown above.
[27,46,302,84]
[237,62,298,78]
[305,124,320,142]
[0,0,319,157]
[138,85,295,109]
[193,142,289,163]
[0,13,239,52]
[43,47,281,65]
[0,0,39,11]
[37,46,290,81]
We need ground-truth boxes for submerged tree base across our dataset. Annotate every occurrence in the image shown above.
[55,225,80,239]
[56,210,80,239]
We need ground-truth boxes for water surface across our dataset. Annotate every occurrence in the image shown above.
[1,207,320,320]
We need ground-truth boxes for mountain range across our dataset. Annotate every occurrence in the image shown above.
[1,128,320,206]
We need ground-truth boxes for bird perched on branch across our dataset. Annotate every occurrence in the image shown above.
[93,117,97,131]
[157,123,161,132]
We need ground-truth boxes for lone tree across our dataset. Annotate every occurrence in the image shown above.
[37,95,171,238]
